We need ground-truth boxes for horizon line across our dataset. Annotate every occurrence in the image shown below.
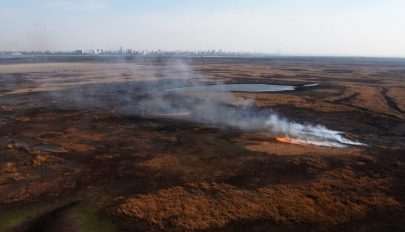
[1,49,405,59]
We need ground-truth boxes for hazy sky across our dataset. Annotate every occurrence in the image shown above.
[1,0,404,56]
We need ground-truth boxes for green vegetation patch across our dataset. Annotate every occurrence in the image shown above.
[73,203,116,232]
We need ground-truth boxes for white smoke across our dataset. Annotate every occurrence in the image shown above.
[124,58,365,148]
[265,114,365,147]
[35,57,364,148]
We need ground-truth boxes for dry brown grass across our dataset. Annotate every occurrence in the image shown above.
[0,162,22,183]
[387,87,405,112]
[115,168,400,230]
[1,59,404,230]
[31,153,53,166]
[22,126,106,153]
[240,139,362,156]
[236,92,351,113]
[137,154,180,170]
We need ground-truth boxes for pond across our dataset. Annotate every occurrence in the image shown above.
[169,83,318,93]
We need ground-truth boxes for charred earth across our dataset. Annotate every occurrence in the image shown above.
[0,56,404,232]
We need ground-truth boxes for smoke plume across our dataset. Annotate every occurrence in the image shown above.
[40,58,364,148]
[114,58,364,148]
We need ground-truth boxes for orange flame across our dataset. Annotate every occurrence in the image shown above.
[276,136,297,144]
[276,136,292,143]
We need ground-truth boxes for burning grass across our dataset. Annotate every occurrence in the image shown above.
[0,57,404,231]
[276,136,300,145]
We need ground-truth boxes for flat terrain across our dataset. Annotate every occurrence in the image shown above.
[0,56,404,231]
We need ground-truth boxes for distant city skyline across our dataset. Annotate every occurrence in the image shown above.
[0,48,280,58]
[1,0,405,57]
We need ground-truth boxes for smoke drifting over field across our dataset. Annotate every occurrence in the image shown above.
[113,59,363,148]
[36,58,363,147]
[267,115,365,147]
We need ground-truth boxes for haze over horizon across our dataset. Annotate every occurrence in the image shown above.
[1,0,405,57]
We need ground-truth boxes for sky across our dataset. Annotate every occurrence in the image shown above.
[1,0,404,57]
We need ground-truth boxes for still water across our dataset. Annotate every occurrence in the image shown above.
[170,83,317,92]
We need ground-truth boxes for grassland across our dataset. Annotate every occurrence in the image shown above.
[0,56,404,231]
